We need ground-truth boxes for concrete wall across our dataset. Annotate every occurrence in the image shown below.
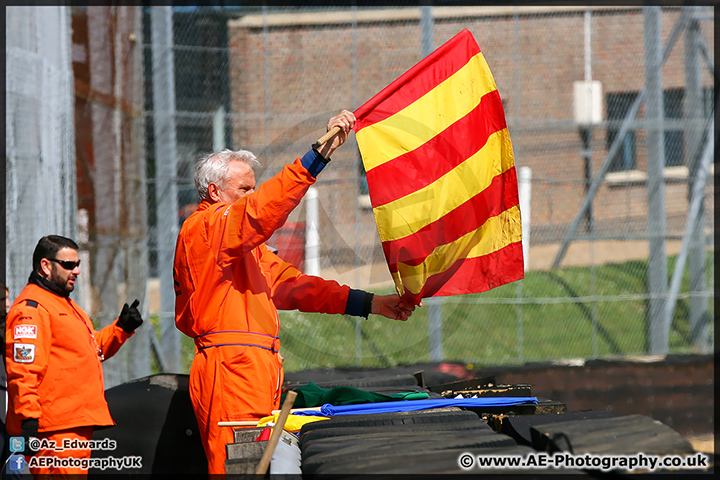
[477,353,714,437]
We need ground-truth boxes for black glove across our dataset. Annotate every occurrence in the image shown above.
[117,299,143,333]
[20,418,39,455]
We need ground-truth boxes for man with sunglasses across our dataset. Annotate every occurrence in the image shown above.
[4,235,144,477]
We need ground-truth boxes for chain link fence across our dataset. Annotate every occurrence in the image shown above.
[5,5,714,385]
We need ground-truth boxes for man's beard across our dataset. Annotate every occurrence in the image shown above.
[51,269,75,293]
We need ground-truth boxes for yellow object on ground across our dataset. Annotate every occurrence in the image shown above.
[257,413,329,433]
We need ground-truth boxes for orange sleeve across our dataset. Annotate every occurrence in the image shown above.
[5,301,51,422]
[258,244,351,314]
[207,159,316,267]
[96,321,133,361]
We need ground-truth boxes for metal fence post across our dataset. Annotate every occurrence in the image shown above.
[151,6,181,372]
[644,7,669,355]
[682,6,709,350]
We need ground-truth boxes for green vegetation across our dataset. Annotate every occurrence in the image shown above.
[278,251,714,372]
[168,251,713,374]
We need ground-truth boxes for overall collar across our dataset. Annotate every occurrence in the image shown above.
[28,271,70,298]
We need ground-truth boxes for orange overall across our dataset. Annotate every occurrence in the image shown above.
[5,281,132,477]
[174,155,367,473]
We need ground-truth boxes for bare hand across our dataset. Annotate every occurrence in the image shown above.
[316,110,356,159]
[371,294,419,322]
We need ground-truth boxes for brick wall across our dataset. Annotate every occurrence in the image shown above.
[227,6,714,259]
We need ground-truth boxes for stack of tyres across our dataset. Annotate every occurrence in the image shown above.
[298,408,529,475]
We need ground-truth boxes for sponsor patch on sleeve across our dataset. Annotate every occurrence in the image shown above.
[14,325,38,340]
[13,343,36,363]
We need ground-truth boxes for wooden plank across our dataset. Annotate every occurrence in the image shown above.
[226,441,266,460]
[413,370,426,388]
[427,375,496,394]
[233,427,266,443]
[451,384,532,398]
[534,400,568,415]
[224,457,261,475]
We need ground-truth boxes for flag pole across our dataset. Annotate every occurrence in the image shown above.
[314,126,341,148]
[255,390,297,475]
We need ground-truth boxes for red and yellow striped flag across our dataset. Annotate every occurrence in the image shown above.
[353,29,523,305]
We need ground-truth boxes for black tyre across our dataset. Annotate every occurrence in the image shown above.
[300,419,491,447]
[299,409,479,436]
[313,445,540,475]
[302,433,518,474]
[302,429,506,460]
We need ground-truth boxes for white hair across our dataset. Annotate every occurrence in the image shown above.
[194,149,261,201]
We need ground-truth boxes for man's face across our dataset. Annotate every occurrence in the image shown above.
[43,247,81,293]
[210,161,256,204]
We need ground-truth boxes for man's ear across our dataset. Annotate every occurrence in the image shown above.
[208,183,221,202]
[40,258,53,278]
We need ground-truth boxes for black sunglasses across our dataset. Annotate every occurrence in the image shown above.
[48,258,81,270]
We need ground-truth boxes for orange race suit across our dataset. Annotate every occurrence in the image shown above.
[174,150,370,473]
[4,273,133,475]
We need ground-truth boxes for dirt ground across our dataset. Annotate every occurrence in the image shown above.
[687,433,715,454]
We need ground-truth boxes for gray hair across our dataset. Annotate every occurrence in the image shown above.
[194,149,261,201]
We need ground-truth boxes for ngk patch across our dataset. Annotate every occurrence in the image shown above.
[14,343,36,363]
[14,324,38,339]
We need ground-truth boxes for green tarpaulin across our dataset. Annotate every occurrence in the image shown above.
[282,382,429,408]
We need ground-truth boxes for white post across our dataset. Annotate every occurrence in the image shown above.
[305,187,320,276]
[77,208,92,314]
[518,166,532,271]
[428,297,443,362]
[213,105,225,151]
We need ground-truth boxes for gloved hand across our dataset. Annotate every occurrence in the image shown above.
[117,299,143,333]
[20,418,39,456]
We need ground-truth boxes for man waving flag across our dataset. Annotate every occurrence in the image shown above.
[353,29,523,305]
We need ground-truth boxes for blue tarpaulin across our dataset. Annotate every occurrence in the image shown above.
[293,397,538,416]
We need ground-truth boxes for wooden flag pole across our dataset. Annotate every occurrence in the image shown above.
[314,126,341,148]
[217,420,258,427]
[270,406,320,415]
[255,390,297,475]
